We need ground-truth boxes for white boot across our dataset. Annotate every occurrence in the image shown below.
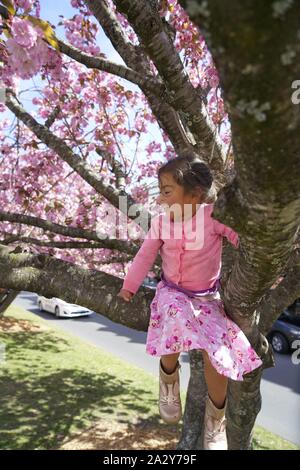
[203,394,228,450]
[159,359,182,424]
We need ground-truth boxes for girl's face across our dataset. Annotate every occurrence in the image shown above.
[157,172,203,221]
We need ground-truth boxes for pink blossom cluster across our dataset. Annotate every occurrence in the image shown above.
[14,0,34,11]
[70,0,92,16]
[62,14,100,55]
[6,17,50,79]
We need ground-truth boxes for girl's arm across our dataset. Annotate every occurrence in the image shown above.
[213,218,239,248]
[120,215,163,295]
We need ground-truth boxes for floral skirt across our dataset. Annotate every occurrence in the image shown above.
[146,281,263,381]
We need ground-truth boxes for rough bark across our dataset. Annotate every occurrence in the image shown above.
[177,350,207,450]
[0,289,20,314]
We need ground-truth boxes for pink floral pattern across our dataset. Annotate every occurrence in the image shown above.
[146,281,263,381]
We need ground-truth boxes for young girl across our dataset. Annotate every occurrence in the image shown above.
[117,156,263,450]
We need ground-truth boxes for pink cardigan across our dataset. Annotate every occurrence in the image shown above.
[122,203,239,294]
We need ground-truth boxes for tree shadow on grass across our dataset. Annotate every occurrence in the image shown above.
[2,329,71,355]
[0,331,159,449]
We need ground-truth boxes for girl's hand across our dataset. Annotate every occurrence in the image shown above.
[117,288,134,302]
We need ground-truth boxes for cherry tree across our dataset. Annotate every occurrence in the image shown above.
[0,0,299,449]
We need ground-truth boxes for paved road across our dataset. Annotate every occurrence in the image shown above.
[13,291,300,446]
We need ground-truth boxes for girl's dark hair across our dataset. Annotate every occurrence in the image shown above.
[158,156,217,203]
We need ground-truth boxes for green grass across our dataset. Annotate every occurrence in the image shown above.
[0,306,298,450]
[252,425,299,451]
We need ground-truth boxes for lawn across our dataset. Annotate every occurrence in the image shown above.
[0,305,298,450]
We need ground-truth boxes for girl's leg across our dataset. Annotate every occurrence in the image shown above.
[202,350,228,408]
[161,352,180,374]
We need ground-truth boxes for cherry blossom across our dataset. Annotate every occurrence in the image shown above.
[0,0,231,279]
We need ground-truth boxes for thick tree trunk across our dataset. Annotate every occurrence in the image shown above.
[177,350,207,450]
[0,289,20,316]
[177,0,300,449]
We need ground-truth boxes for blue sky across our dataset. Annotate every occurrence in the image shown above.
[18,0,129,103]
[39,0,125,64]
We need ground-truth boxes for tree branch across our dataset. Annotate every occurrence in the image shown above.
[57,38,166,98]
[258,248,300,336]
[0,211,138,255]
[0,234,132,253]
[44,105,61,128]
[0,244,154,331]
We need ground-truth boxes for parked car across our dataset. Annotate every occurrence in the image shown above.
[37,296,93,319]
[267,306,300,354]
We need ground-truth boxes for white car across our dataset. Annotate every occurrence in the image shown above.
[37,296,93,318]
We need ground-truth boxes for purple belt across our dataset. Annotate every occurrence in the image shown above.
[160,271,220,298]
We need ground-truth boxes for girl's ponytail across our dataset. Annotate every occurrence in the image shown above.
[190,159,217,203]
